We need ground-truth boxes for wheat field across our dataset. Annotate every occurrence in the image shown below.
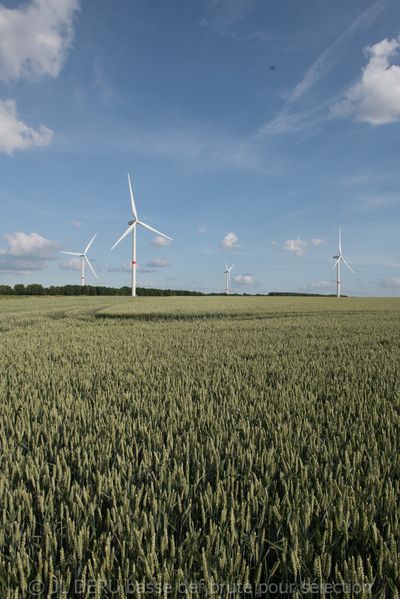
[0,296,399,597]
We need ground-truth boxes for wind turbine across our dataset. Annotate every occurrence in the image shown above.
[111,174,173,297]
[332,227,353,298]
[60,234,97,286]
[224,264,234,295]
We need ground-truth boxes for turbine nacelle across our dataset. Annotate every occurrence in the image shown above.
[60,233,98,285]
[224,264,234,294]
[332,227,354,298]
[111,173,173,296]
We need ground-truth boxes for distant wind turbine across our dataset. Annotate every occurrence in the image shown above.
[224,264,234,295]
[111,174,173,297]
[332,227,353,298]
[60,234,97,286]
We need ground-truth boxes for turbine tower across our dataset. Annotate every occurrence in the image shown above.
[60,234,97,286]
[224,264,234,295]
[111,174,173,297]
[332,227,353,298]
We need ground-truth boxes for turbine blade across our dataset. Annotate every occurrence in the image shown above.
[84,233,97,255]
[139,221,173,241]
[111,223,136,250]
[229,264,235,272]
[128,173,138,220]
[333,258,340,269]
[85,255,98,278]
[339,226,342,255]
[341,256,354,273]
[60,251,81,256]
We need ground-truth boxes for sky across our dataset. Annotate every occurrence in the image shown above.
[0,0,399,295]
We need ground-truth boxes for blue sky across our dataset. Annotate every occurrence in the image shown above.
[0,0,399,295]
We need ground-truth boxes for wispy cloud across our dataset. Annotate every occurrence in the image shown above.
[92,58,117,110]
[381,276,400,289]
[151,236,171,247]
[138,267,155,274]
[108,263,131,273]
[339,168,400,187]
[351,194,400,210]
[146,258,169,268]
[257,0,388,136]
[309,280,333,290]
[126,124,271,173]
[257,105,326,136]
[108,263,155,274]
[69,219,82,228]
[200,0,256,38]
[60,257,81,271]
[289,0,388,104]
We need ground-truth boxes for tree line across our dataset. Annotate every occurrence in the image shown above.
[0,284,206,296]
[0,284,339,297]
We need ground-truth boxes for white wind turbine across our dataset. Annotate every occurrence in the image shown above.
[224,264,234,295]
[111,174,173,297]
[332,227,354,298]
[60,234,97,286]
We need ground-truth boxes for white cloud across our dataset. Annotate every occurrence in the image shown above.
[220,232,238,250]
[151,236,171,247]
[0,1,79,155]
[332,37,400,125]
[0,0,80,83]
[233,274,253,286]
[197,226,206,234]
[271,240,279,245]
[381,276,400,289]
[0,232,58,258]
[69,219,82,228]
[59,257,80,271]
[283,238,308,257]
[0,99,53,155]
[0,232,58,273]
[146,258,169,268]
[281,237,324,256]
